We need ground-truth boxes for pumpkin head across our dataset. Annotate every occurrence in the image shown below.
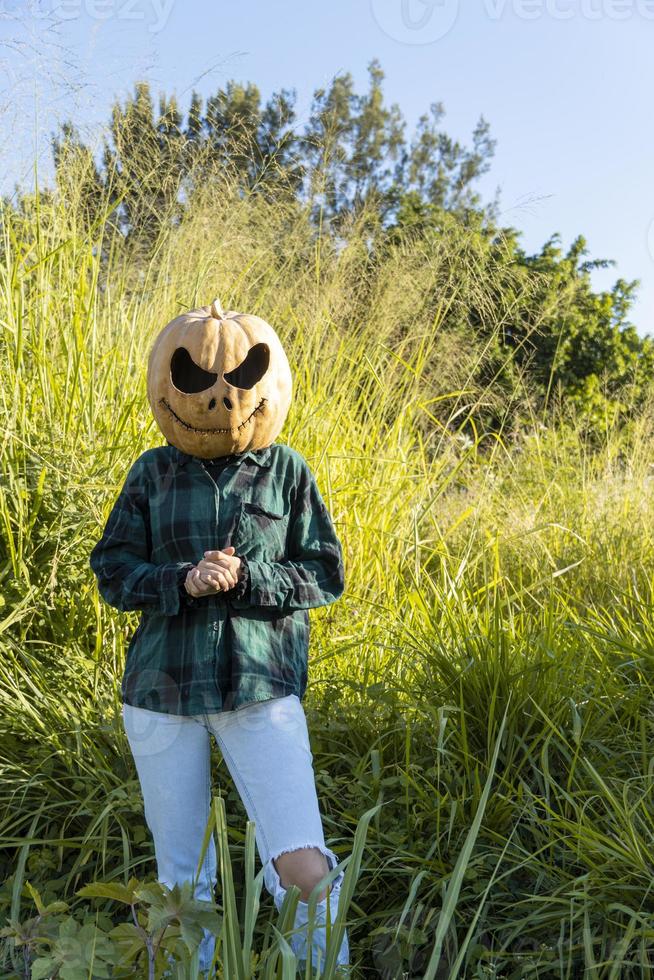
[146,298,292,458]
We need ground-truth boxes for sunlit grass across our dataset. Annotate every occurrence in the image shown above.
[2,144,654,976]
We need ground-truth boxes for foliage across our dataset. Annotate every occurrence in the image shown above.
[1,799,372,978]
[2,94,654,977]
[15,58,646,430]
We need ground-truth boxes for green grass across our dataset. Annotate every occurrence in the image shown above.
[2,149,654,977]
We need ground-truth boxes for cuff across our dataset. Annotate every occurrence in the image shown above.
[223,556,251,601]
[176,562,198,611]
[159,562,198,616]
[229,558,278,608]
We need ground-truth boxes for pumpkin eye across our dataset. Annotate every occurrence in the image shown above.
[170,347,219,394]
[224,343,270,390]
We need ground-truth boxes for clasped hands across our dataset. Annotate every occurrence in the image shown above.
[184,546,243,598]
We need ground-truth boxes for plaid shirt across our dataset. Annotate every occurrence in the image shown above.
[89,441,345,714]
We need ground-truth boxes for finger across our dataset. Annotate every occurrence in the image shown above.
[209,570,234,590]
[191,569,209,596]
[204,546,235,559]
[199,558,232,573]
[196,563,236,590]
[198,567,218,589]
[198,569,222,589]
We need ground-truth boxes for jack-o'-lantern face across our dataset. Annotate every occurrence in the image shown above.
[147,298,292,458]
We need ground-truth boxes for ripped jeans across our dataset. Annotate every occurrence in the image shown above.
[121,695,350,975]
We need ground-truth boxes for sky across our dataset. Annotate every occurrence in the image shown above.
[1,0,652,334]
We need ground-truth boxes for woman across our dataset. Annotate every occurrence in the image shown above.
[89,298,351,976]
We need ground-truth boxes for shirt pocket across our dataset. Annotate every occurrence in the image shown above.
[233,500,290,562]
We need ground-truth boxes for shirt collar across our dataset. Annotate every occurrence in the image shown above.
[167,442,274,469]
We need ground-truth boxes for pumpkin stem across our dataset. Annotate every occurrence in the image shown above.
[210,298,224,319]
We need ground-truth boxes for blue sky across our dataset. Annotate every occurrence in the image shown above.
[1,0,652,333]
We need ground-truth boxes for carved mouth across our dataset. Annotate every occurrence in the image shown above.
[160,396,267,434]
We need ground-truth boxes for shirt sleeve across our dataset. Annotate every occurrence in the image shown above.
[177,563,198,608]
[229,461,344,612]
[89,456,195,617]
[230,556,251,601]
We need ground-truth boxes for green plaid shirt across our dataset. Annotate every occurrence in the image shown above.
[89,442,344,714]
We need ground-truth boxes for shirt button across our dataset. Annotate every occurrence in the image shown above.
[212,623,220,632]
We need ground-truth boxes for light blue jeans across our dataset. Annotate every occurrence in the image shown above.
[122,694,350,975]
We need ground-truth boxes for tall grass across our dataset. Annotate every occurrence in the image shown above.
[2,144,654,977]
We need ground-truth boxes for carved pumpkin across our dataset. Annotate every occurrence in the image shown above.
[147,298,292,459]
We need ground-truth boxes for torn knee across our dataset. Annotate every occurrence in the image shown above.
[273,845,330,902]
[265,842,341,905]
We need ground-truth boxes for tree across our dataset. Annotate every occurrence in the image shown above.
[45,63,652,434]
